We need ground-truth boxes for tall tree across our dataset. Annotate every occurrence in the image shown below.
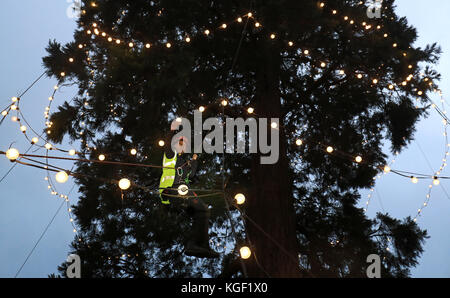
[44,0,439,277]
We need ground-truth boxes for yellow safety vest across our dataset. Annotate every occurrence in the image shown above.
[159,152,177,204]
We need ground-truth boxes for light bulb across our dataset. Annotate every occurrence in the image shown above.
[178,184,189,196]
[326,146,334,153]
[20,125,27,132]
[6,148,20,161]
[234,193,246,205]
[45,143,52,150]
[11,105,17,110]
[31,137,39,144]
[199,106,205,112]
[221,99,228,106]
[433,177,440,186]
[240,246,251,259]
[204,29,210,35]
[247,107,254,114]
[158,140,165,147]
[255,22,261,28]
[383,165,391,173]
[11,116,18,122]
[320,62,326,68]
[69,58,74,62]
[270,34,276,39]
[411,177,418,184]
[55,171,69,183]
[12,97,18,102]
[128,42,134,48]
[130,149,137,155]
[166,42,171,48]
[69,149,76,156]
[1,110,7,116]
[237,17,243,23]
[221,24,227,29]
[296,139,303,146]
[372,79,378,84]
[355,156,362,163]
[304,49,309,55]
[145,43,151,48]
[99,154,106,161]
[271,122,278,129]
[119,178,131,190]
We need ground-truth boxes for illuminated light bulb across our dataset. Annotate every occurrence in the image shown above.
[377,25,381,29]
[87,29,92,34]
[402,81,407,86]
[234,193,246,205]
[296,139,303,146]
[130,149,137,155]
[372,79,378,84]
[61,72,66,77]
[55,171,69,184]
[393,43,397,47]
[119,178,131,190]
[332,10,337,14]
[20,125,27,132]
[339,70,345,75]
[408,65,413,69]
[158,140,165,147]
[411,177,418,184]
[176,117,182,123]
[166,42,172,48]
[247,12,253,17]
[237,17,243,23]
[69,58,74,63]
[12,97,18,102]
[11,116,18,122]
[304,49,309,55]
[10,105,17,110]
[116,39,121,44]
[384,33,388,38]
[185,37,191,43]
[1,110,7,116]
[6,148,20,161]
[204,29,210,35]
[45,143,52,150]
[145,43,151,48]
[362,22,367,26]
[433,177,440,186]
[355,156,363,163]
[255,22,261,28]
[383,165,391,173]
[101,32,106,37]
[320,62,326,68]
[288,41,294,47]
[98,154,106,161]
[199,106,205,112]
[247,107,254,114]
[92,22,97,27]
[271,122,278,129]
[326,146,334,153]
[344,16,349,21]
[418,91,423,96]
[178,184,189,196]
[319,2,325,8]
[240,246,251,259]
[350,20,354,24]
[108,37,113,42]
[221,23,227,29]
[270,34,276,39]
[388,84,394,90]
[31,137,39,144]
[128,42,134,48]
[221,99,228,106]
[69,149,76,156]
[357,74,363,79]
[54,85,59,90]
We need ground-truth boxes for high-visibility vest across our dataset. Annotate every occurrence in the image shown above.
[159,152,177,204]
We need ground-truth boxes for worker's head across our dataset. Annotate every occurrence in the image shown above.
[173,135,189,154]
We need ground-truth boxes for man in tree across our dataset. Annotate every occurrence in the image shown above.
[159,121,219,258]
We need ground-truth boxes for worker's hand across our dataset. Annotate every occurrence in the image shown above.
[192,154,198,160]
[171,120,181,131]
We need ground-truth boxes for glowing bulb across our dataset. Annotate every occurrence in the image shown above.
[176,117,182,123]
[271,122,278,129]
[158,140,165,147]
[393,43,397,48]
[145,43,151,48]
[270,34,276,39]
[12,97,18,102]
[130,149,137,155]
[119,178,131,190]
[221,24,227,29]
[326,146,334,153]
[357,74,363,79]
[247,107,254,114]
[240,246,251,259]
[45,143,52,150]
[61,72,66,77]
[296,139,303,146]
[69,58,74,62]
[221,99,228,106]
[11,105,17,110]
[178,184,189,196]
[255,22,261,28]
[11,116,18,122]
[304,49,309,55]
[411,177,418,184]
[372,79,378,84]
[199,106,205,112]
[6,148,20,161]
[69,149,76,156]
[237,17,243,23]
[20,125,27,132]
[128,42,134,48]
[55,171,69,184]
[320,62,326,68]
[383,165,391,173]
[288,41,294,47]
[433,177,440,186]
[247,12,253,17]
[116,39,121,44]
[31,137,39,144]
[204,29,210,35]
[355,156,362,163]
[339,70,345,75]
[1,110,7,116]
[166,42,171,48]
[99,154,106,161]
[185,37,191,43]
[418,91,423,96]
[388,84,394,90]
[234,193,246,205]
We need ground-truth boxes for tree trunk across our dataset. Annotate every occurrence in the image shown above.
[244,41,301,278]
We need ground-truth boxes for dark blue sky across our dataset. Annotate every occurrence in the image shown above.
[0,0,449,277]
